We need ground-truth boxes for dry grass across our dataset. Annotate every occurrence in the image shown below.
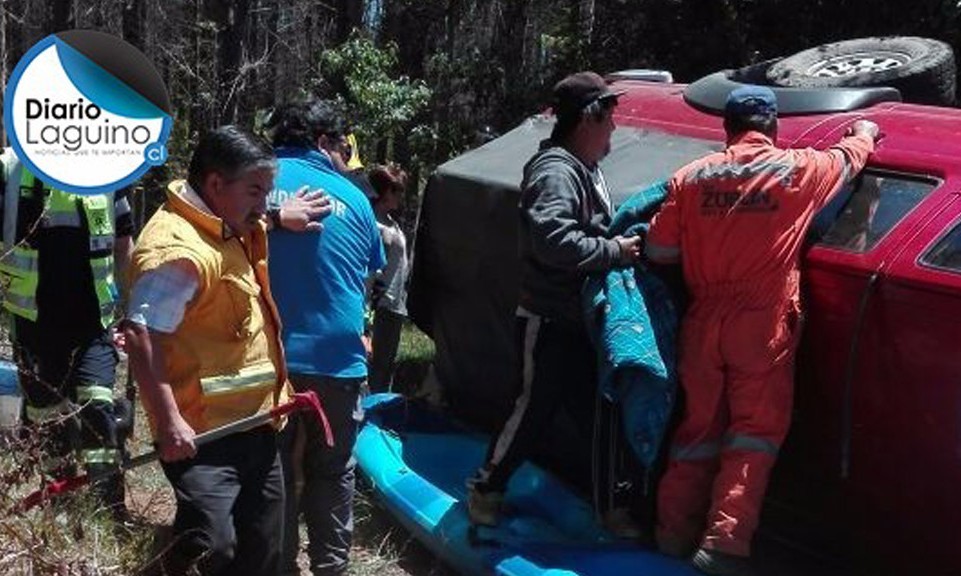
[0,324,441,575]
[0,430,157,575]
[350,485,451,576]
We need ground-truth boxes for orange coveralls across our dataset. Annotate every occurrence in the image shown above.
[646,130,875,556]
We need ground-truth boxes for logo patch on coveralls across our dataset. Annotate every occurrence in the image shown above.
[4,30,172,195]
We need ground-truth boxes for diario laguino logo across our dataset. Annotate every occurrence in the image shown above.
[4,30,172,195]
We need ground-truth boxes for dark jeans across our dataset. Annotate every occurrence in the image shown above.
[281,374,366,576]
[161,427,284,576]
[369,309,404,393]
[475,313,597,494]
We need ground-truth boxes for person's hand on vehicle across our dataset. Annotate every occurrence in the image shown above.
[280,186,332,232]
[615,235,644,265]
[849,120,880,142]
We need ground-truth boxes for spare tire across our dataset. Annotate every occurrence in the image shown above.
[767,36,956,106]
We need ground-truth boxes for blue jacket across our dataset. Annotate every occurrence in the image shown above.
[582,181,679,469]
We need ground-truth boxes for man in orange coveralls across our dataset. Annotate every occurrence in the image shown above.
[645,85,879,576]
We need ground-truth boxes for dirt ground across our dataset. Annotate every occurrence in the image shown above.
[119,344,444,576]
[126,466,448,576]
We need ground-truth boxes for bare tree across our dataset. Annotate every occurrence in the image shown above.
[45,0,73,34]
[1,2,6,147]
[336,0,364,43]
[578,0,595,54]
[122,0,145,50]
[213,0,251,124]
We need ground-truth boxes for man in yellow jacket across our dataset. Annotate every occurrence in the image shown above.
[124,126,298,576]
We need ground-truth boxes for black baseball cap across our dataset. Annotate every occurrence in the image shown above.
[552,71,626,119]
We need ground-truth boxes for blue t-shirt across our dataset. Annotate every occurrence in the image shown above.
[269,147,386,378]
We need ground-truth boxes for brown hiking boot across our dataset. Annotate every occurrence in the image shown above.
[467,486,503,527]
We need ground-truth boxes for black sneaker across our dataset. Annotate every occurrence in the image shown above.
[601,507,644,539]
[691,548,755,576]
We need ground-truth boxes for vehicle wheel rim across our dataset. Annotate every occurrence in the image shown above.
[805,51,912,77]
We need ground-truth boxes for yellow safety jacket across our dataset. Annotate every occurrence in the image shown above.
[0,151,118,328]
[130,180,291,436]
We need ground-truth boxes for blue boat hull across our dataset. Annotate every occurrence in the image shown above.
[355,393,697,576]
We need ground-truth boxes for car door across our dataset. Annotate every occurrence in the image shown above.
[841,195,961,574]
[769,163,946,561]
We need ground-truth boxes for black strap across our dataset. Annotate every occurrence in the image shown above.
[840,271,880,479]
[14,172,48,246]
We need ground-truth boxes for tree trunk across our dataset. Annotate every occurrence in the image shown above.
[1,2,6,147]
[364,0,383,37]
[217,0,250,124]
[336,0,363,43]
[188,0,205,134]
[45,0,73,34]
[121,0,145,50]
[4,0,28,147]
[495,0,530,128]
[264,0,279,106]
[577,0,595,66]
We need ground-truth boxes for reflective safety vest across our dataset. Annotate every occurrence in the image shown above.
[0,153,118,328]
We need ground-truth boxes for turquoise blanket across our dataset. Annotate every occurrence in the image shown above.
[582,181,679,469]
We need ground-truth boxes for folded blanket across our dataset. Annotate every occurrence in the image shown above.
[582,180,679,469]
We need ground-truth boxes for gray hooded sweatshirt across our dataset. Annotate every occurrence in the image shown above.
[518,141,621,324]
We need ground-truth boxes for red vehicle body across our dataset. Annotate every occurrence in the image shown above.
[610,77,961,574]
[409,69,961,575]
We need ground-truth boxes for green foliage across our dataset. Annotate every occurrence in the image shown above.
[317,31,432,164]
[397,322,435,365]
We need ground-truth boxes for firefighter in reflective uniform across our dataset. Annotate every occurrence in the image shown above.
[645,87,879,575]
[0,148,133,513]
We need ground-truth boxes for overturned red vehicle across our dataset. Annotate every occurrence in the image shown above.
[408,37,961,575]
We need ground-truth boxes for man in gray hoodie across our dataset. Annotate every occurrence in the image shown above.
[467,71,643,527]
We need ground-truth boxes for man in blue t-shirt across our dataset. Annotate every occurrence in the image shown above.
[267,99,385,576]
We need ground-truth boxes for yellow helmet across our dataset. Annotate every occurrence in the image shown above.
[346,133,363,170]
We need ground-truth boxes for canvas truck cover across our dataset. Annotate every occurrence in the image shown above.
[408,114,720,429]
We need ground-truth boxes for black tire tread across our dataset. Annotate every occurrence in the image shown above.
[767,36,956,105]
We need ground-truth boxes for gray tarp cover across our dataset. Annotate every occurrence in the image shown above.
[408,115,720,429]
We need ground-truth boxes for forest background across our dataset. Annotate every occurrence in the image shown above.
[2,0,961,208]
[1,1,961,574]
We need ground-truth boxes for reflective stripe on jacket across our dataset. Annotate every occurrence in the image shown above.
[646,131,874,306]
[0,151,117,326]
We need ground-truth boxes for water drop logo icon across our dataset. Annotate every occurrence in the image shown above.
[4,30,172,195]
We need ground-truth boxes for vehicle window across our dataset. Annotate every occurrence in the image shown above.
[921,222,961,272]
[810,173,935,252]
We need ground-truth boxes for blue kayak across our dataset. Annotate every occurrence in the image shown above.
[355,393,698,576]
